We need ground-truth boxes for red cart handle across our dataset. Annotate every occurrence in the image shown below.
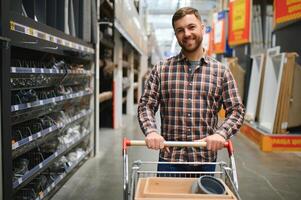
[123,138,234,156]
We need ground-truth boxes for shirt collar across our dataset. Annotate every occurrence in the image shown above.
[175,48,209,65]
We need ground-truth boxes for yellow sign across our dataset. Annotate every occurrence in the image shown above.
[233,0,246,31]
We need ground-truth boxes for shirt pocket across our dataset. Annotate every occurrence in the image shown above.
[197,77,222,110]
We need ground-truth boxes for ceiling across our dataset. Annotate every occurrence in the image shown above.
[142,0,219,58]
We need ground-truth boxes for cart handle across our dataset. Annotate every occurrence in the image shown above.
[123,138,234,156]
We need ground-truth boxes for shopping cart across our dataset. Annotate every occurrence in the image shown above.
[123,138,241,200]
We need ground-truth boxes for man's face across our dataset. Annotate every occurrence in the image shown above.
[174,14,204,53]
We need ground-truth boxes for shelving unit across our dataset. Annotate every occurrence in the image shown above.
[1,1,97,199]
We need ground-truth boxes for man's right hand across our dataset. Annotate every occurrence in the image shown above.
[145,132,165,150]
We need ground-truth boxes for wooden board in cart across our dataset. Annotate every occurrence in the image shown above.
[135,177,237,200]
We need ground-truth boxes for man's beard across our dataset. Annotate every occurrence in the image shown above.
[179,36,203,53]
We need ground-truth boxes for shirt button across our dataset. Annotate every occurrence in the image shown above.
[189,82,192,86]
[188,98,192,101]
[187,113,191,117]
[188,129,191,132]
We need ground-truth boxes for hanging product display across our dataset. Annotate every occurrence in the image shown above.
[274,0,301,27]
[213,11,227,54]
[228,0,252,46]
[202,26,212,55]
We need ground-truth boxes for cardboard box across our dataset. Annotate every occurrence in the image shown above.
[135,177,237,200]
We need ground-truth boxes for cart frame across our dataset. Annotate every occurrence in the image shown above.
[123,138,241,200]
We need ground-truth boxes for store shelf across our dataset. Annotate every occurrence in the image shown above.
[11,67,92,76]
[11,90,92,112]
[34,148,92,200]
[9,13,94,59]
[12,109,92,151]
[13,132,91,190]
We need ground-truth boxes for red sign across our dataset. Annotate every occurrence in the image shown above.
[213,11,227,54]
[228,0,251,46]
[274,0,301,26]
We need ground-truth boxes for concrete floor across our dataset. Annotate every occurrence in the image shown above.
[52,115,301,200]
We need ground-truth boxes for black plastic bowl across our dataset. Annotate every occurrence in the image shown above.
[192,176,226,194]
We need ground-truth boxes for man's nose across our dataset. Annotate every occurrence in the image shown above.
[184,29,191,37]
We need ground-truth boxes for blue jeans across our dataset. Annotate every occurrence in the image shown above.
[157,157,216,177]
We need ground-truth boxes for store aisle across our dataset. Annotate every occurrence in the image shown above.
[52,115,301,200]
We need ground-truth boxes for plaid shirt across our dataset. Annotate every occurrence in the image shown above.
[138,52,245,162]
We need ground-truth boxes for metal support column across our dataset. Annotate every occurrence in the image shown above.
[113,31,123,128]
[95,0,100,154]
[1,1,12,199]
[126,49,134,115]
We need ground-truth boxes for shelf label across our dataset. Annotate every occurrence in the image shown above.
[28,28,34,36]
[14,105,19,111]
[39,163,43,169]
[41,68,44,73]
[18,178,22,184]
[11,67,16,73]
[10,21,16,31]
[28,136,33,142]
[37,132,42,137]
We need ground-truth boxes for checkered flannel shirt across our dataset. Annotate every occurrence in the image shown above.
[138,52,245,162]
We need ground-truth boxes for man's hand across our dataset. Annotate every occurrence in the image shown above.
[145,132,165,150]
[201,134,226,152]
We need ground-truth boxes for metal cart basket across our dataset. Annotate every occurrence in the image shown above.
[123,138,241,200]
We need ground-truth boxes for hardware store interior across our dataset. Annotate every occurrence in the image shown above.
[0,0,301,200]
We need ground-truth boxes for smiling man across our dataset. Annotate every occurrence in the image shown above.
[138,7,245,173]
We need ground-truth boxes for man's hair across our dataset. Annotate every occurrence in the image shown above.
[172,7,202,29]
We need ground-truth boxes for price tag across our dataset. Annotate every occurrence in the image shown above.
[11,67,16,73]
[37,132,41,137]
[32,68,36,73]
[51,182,55,188]
[14,105,19,111]
[41,68,44,73]
[28,28,34,36]
[49,36,54,42]
[39,163,43,168]
[39,100,43,105]
[18,178,23,184]
[54,152,58,157]
[10,21,16,31]
[28,136,33,141]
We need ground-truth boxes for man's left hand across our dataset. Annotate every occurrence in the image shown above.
[201,134,226,152]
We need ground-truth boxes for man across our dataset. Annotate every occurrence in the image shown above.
[138,7,245,173]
